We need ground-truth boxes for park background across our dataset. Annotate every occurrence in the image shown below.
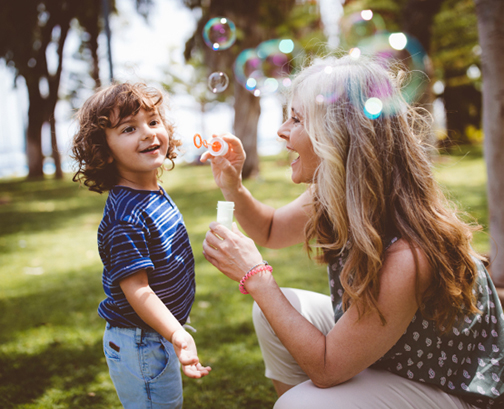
[0,0,501,407]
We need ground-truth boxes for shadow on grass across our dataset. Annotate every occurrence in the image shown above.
[0,267,117,407]
[0,267,103,343]
[0,178,106,239]
[0,339,108,408]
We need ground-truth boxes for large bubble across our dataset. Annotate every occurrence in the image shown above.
[339,10,386,47]
[234,39,303,97]
[202,17,237,51]
[354,32,429,103]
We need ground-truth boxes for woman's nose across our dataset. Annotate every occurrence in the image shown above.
[277,120,289,140]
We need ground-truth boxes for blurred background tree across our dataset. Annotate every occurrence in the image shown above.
[342,0,481,146]
[0,0,152,180]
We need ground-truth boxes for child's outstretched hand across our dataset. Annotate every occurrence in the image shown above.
[171,328,212,378]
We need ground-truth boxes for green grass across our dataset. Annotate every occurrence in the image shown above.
[0,150,488,408]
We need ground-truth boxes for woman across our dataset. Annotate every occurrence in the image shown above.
[201,55,503,408]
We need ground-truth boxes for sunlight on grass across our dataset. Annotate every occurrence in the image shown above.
[0,150,489,408]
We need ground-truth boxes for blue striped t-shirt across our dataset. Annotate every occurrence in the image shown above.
[97,185,195,329]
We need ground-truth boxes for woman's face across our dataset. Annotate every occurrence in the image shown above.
[277,97,320,184]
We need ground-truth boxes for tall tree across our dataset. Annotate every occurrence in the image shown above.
[474,0,504,287]
[0,0,96,179]
[0,0,154,180]
[183,0,323,178]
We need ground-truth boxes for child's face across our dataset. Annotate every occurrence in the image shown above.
[105,107,169,182]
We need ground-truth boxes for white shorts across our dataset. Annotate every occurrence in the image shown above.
[252,288,477,409]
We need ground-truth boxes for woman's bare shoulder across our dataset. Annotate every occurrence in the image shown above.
[382,238,433,292]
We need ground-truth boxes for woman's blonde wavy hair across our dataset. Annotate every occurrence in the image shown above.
[291,55,482,331]
[72,82,181,193]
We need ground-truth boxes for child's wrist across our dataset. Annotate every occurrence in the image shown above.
[169,327,185,344]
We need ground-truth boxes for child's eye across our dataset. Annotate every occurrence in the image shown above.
[122,126,135,133]
[150,120,159,126]
[291,116,300,124]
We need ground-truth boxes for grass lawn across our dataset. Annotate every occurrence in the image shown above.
[0,148,488,408]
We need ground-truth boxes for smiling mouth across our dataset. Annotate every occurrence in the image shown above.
[141,145,160,153]
[286,147,300,164]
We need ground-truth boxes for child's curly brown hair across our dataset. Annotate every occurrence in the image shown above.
[71,82,182,193]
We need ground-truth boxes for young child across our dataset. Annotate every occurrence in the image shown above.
[72,82,210,408]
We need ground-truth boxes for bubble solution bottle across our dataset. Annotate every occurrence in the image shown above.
[193,133,229,157]
[216,201,235,230]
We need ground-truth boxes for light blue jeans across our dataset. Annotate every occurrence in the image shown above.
[103,323,183,409]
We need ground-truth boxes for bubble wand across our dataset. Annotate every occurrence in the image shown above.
[193,134,234,227]
[193,134,229,157]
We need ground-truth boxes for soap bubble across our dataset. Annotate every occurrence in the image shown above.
[364,97,383,119]
[339,11,386,46]
[234,39,303,97]
[388,32,408,50]
[203,17,236,51]
[208,71,229,93]
[357,32,428,103]
[361,10,373,21]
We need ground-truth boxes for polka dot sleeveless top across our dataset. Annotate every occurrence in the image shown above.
[328,238,504,408]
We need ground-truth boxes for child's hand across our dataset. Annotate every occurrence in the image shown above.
[171,329,212,378]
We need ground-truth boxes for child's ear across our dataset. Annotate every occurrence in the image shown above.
[107,155,114,164]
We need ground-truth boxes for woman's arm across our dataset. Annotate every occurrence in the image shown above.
[120,270,211,378]
[201,134,312,249]
[203,227,432,387]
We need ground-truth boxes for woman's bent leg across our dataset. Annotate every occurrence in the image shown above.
[274,368,477,409]
[252,288,334,387]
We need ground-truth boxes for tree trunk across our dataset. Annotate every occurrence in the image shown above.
[89,28,101,89]
[442,84,481,146]
[47,23,70,180]
[50,116,63,179]
[25,78,45,178]
[402,0,445,148]
[233,81,261,179]
[474,0,504,283]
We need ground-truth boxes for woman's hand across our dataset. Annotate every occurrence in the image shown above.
[171,329,212,379]
[200,133,245,196]
[202,222,264,282]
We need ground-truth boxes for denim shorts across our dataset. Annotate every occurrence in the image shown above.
[103,323,183,409]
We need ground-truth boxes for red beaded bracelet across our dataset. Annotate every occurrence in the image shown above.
[239,264,273,295]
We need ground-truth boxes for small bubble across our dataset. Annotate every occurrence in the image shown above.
[246,77,257,90]
[263,78,279,93]
[388,32,408,51]
[466,64,481,80]
[315,94,325,105]
[208,72,229,93]
[433,80,445,95]
[364,97,383,119]
[278,39,295,54]
[361,10,373,21]
[324,66,333,74]
[202,17,236,51]
[349,48,361,59]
